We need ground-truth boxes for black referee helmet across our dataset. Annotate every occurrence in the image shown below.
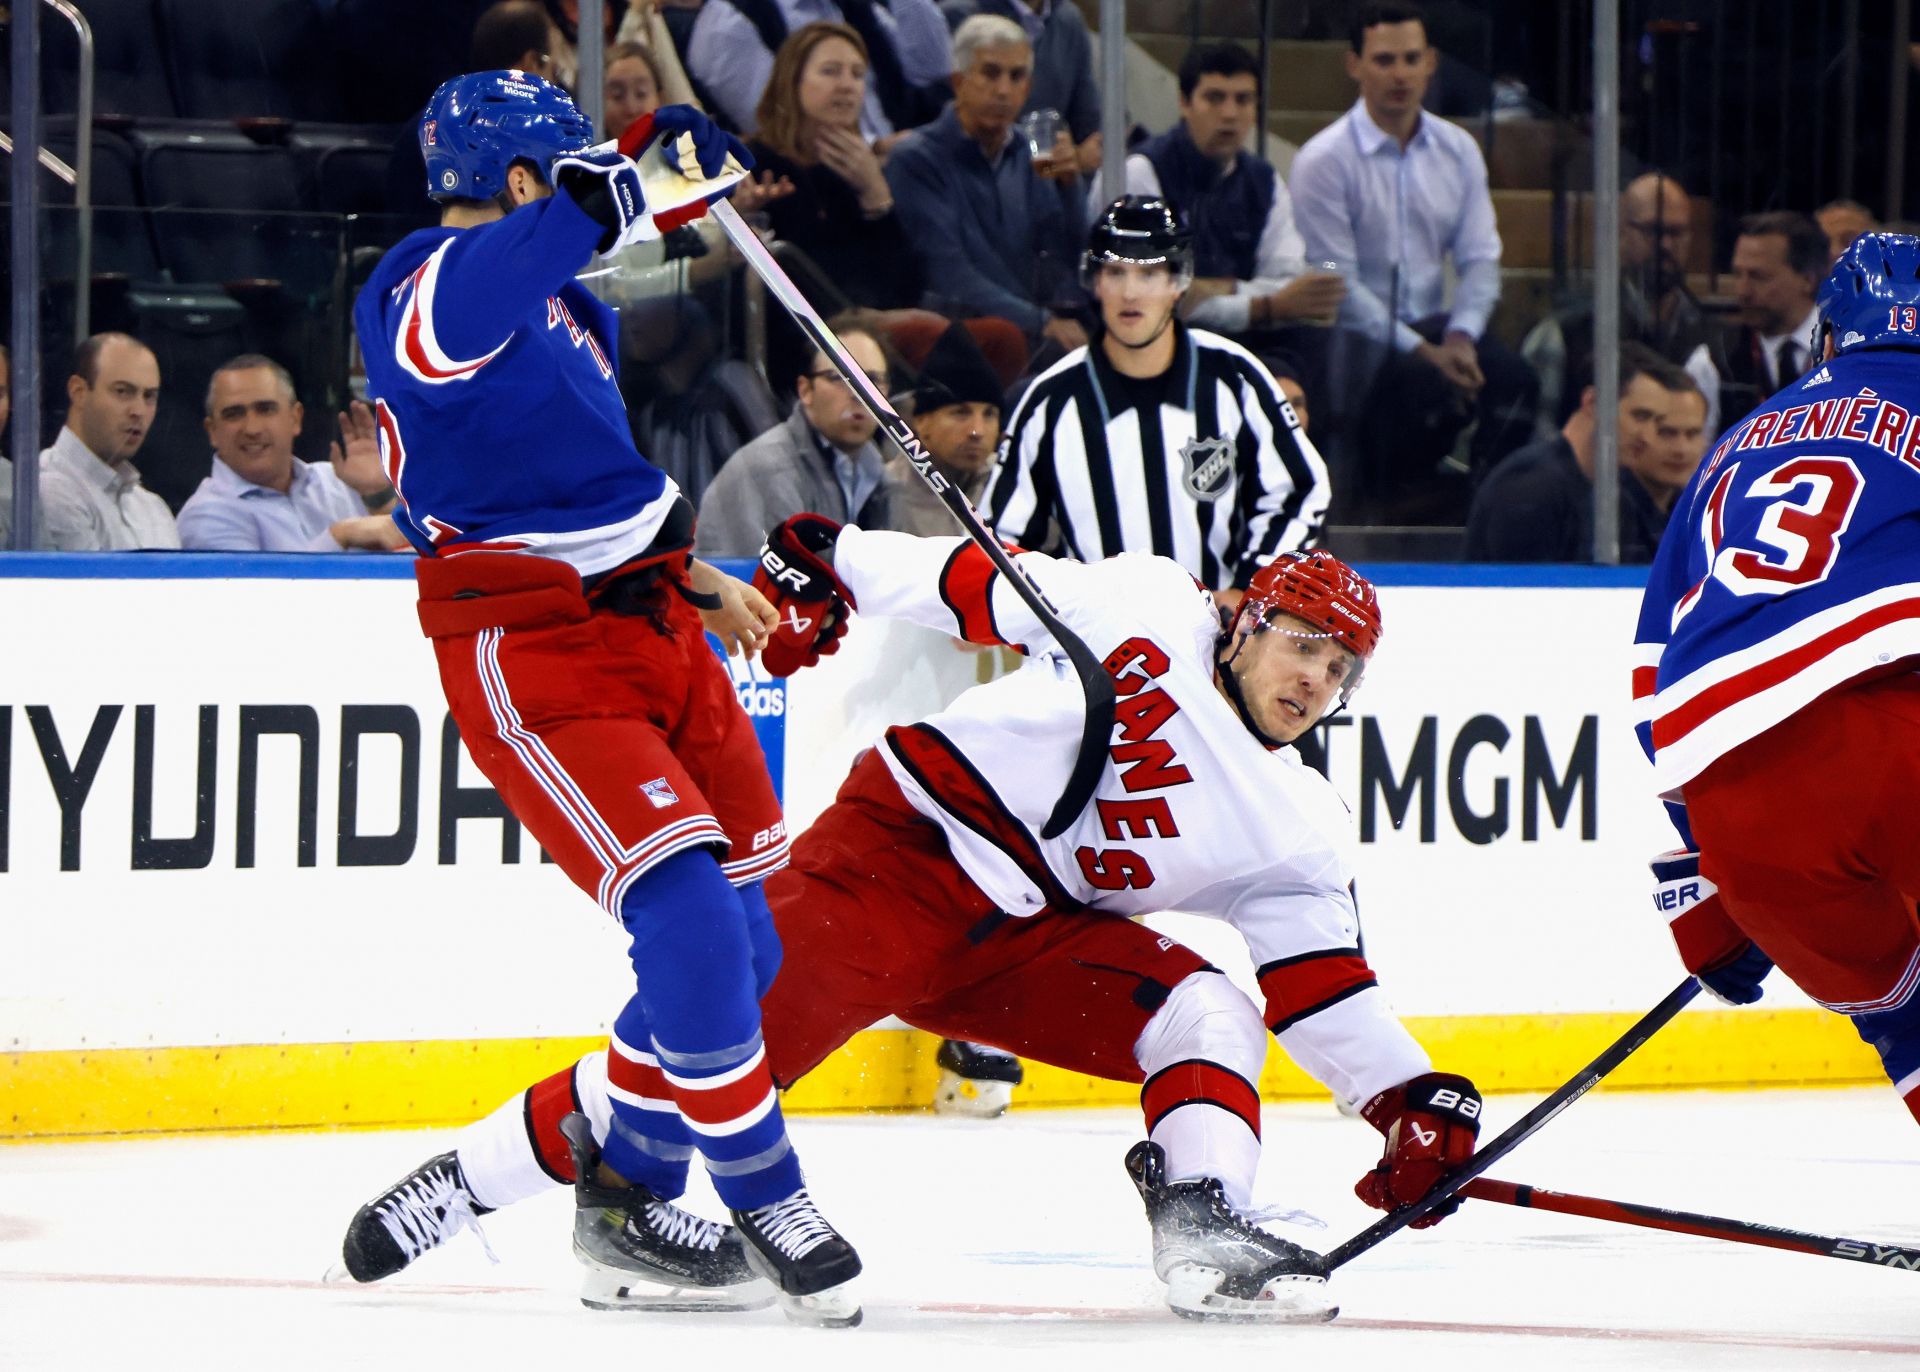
[1081,195,1195,288]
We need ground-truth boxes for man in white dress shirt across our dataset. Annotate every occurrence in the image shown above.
[1288,2,1537,522]
[38,332,180,551]
[176,355,405,553]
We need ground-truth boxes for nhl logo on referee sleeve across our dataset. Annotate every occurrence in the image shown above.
[1178,435,1233,502]
[639,778,680,809]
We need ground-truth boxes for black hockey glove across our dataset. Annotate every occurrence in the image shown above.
[551,148,647,254]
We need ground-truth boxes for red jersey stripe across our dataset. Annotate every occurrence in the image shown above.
[1652,596,1920,749]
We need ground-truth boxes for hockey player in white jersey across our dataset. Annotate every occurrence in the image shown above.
[334,527,1481,1323]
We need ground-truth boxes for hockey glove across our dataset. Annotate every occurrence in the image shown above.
[753,514,856,677]
[640,104,754,181]
[551,148,649,255]
[1651,849,1772,1004]
[1355,1072,1482,1228]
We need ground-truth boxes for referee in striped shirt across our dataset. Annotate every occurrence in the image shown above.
[985,196,1330,610]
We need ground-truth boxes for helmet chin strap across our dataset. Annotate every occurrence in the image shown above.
[1215,635,1291,750]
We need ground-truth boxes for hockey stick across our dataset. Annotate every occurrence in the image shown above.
[1462,1176,1920,1273]
[1316,976,1703,1274]
[697,196,1117,839]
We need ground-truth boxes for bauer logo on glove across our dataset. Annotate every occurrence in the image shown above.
[752,514,857,677]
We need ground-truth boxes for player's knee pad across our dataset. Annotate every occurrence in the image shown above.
[737,880,784,999]
[1135,970,1270,1086]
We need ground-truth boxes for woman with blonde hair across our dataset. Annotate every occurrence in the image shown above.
[746,21,922,311]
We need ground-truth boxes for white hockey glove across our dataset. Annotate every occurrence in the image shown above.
[551,148,652,256]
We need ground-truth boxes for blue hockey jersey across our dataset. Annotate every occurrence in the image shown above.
[354,189,680,575]
[1634,348,1920,798]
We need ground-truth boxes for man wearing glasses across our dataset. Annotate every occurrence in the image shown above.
[696,317,894,556]
[1521,172,1726,442]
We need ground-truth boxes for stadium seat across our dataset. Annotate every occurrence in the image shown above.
[133,127,315,285]
[124,286,253,513]
[157,0,345,122]
[39,0,180,120]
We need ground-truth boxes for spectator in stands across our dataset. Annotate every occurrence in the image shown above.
[694,320,893,555]
[688,0,953,141]
[884,320,1004,536]
[1290,1,1536,520]
[1522,172,1724,441]
[1816,198,1879,267]
[615,4,703,109]
[1464,342,1689,563]
[539,0,614,92]
[1088,45,1344,343]
[387,3,560,224]
[1719,211,1826,425]
[1626,374,1710,519]
[887,15,1085,353]
[176,356,406,554]
[38,333,178,552]
[939,0,1102,177]
[746,22,922,310]
[1271,357,1311,434]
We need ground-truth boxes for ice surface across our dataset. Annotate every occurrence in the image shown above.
[3,1088,1917,1371]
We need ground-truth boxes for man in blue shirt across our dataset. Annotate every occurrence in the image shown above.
[1290,2,1537,522]
[176,355,406,553]
[886,14,1085,352]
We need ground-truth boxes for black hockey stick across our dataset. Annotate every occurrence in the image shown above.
[1317,976,1703,1274]
[1463,1176,1920,1273]
[705,197,1115,839]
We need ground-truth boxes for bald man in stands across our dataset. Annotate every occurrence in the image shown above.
[1521,171,1726,440]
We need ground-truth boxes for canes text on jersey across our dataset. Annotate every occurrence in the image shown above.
[1073,636,1196,891]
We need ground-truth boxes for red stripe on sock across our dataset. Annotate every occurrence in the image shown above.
[1140,1059,1261,1138]
[607,1047,670,1101]
[526,1067,580,1183]
[672,1061,777,1130]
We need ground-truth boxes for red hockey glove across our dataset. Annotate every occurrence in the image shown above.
[1651,849,1771,1004]
[1355,1072,1482,1228]
[753,514,856,677]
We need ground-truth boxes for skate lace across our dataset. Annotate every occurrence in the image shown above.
[643,1199,725,1252]
[748,1190,835,1260]
[375,1165,498,1266]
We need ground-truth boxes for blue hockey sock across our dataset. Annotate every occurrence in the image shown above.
[1853,993,1920,1116]
[620,849,805,1210]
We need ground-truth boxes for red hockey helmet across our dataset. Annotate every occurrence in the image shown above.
[1235,550,1382,702]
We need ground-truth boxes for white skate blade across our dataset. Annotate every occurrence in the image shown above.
[1164,1263,1338,1325]
[320,1262,357,1285]
[771,1281,863,1328]
[578,1261,774,1314]
[933,1069,1014,1119]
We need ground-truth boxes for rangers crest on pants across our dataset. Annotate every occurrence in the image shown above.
[1179,436,1233,502]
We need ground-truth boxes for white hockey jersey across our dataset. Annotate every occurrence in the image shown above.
[832,527,1431,1106]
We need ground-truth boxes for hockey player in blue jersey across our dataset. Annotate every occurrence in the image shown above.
[326,71,863,1325]
[1635,232,1920,1129]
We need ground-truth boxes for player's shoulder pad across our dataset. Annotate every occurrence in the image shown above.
[1098,552,1222,661]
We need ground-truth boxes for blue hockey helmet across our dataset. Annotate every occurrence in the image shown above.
[420,70,594,203]
[1816,231,1920,355]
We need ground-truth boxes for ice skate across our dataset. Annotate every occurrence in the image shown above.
[1124,1140,1336,1324]
[327,1151,495,1283]
[932,1039,1023,1118]
[558,1113,773,1312]
[731,1187,864,1327]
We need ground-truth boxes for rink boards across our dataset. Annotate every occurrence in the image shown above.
[0,555,1881,1137]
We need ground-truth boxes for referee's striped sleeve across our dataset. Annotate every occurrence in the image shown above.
[1231,354,1328,577]
[984,375,1051,549]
